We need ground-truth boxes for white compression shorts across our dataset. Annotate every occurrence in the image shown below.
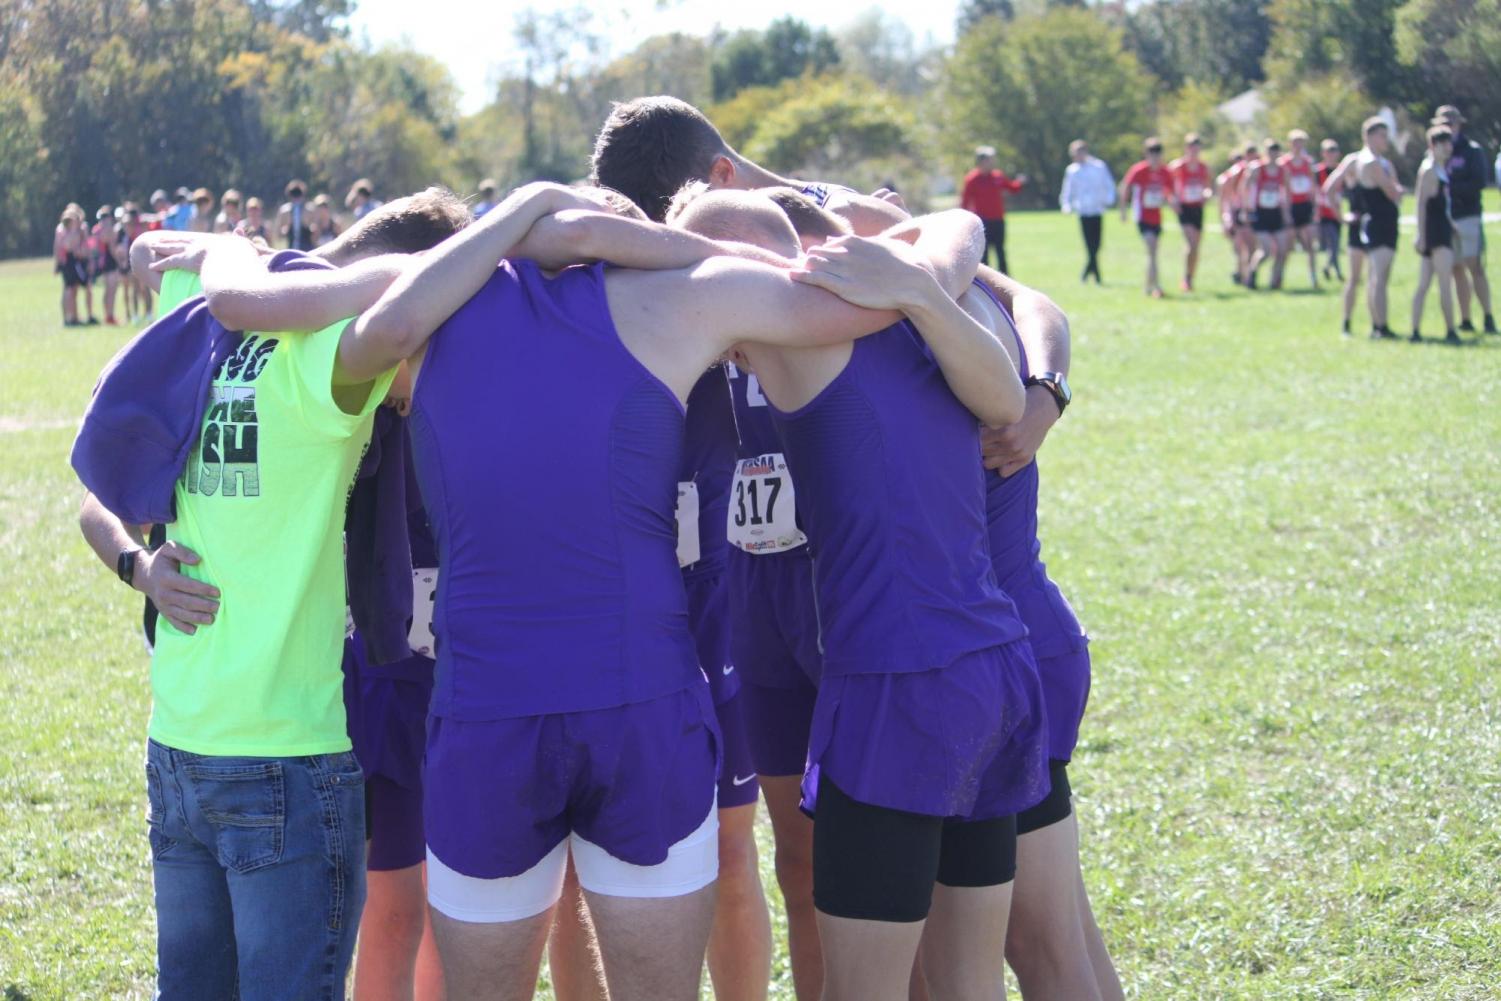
[425,797,719,923]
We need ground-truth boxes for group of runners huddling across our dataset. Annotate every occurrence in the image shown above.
[74,95,1123,1001]
[1114,105,1496,344]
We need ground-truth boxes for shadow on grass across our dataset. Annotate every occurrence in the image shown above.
[6,985,35,1001]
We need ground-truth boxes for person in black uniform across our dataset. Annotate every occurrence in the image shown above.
[1432,105,1496,334]
[1355,117,1403,339]
[1410,126,1459,343]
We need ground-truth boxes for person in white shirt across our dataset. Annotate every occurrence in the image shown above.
[1060,139,1116,283]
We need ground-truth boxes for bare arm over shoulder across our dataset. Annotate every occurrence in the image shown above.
[199,237,407,334]
[791,235,1023,427]
[511,210,787,271]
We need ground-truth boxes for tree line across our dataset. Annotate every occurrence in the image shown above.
[2,0,1495,259]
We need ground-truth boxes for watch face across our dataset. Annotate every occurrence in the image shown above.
[1055,374,1072,404]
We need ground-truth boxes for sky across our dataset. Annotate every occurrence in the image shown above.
[349,0,961,114]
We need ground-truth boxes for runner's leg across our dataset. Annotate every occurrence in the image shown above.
[548,859,609,1001]
[431,908,555,1001]
[586,887,718,1001]
[763,774,822,1000]
[355,864,429,1001]
[1434,247,1455,333]
[707,802,772,1001]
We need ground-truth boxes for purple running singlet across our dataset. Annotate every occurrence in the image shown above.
[408,260,717,877]
[770,323,1048,819]
[973,283,1091,762]
[409,261,701,720]
[724,360,823,776]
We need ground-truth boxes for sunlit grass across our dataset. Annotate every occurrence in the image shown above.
[2,196,1499,998]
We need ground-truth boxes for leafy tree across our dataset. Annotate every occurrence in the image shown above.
[1265,0,1411,101]
[835,9,931,97]
[1155,80,1236,161]
[1113,0,1274,93]
[943,8,1155,203]
[710,17,840,102]
[958,0,1016,32]
[1263,73,1379,152]
[1394,0,1501,141]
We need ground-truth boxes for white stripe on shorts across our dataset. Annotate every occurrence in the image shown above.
[425,796,719,923]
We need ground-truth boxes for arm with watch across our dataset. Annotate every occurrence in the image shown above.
[974,265,1072,477]
[79,492,220,635]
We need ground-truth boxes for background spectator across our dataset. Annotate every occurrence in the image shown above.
[345,178,381,220]
[961,144,1027,273]
[310,193,342,246]
[1060,138,1115,283]
[473,178,499,217]
[277,179,314,250]
[243,197,269,242]
[214,189,243,233]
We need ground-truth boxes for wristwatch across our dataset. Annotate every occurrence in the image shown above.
[1025,372,1071,415]
[117,546,143,587]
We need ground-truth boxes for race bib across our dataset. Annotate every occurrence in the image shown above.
[675,481,701,568]
[1289,174,1313,195]
[727,453,807,554]
[1258,187,1282,209]
[1142,187,1164,209]
[409,567,438,658]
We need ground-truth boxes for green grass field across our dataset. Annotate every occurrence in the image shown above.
[2,205,1499,1000]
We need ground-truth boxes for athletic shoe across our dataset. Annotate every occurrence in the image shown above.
[1445,330,1461,345]
[1148,288,1164,299]
[1459,319,1476,333]
[1231,272,1242,286]
[1485,315,1498,335]
[1409,330,1422,343]
[1341,320,1352,337]
[86,317,100,326]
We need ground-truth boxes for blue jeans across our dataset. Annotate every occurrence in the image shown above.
[145,739,367,1000]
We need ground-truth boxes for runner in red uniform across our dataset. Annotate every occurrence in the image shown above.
[1244,139,1292,289]
[1315,139,1345,283]
[1168,133,1213,292]
[1279,129,1320,288]
[1119,136,1176,298]
[1218,146,1258,286]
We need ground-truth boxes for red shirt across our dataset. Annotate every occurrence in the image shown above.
[1168,157,1211,205]
[1278,152,1317,204]
[961,168,1023,220]
[1122,161,1173,226]
[1251,161,1287,211]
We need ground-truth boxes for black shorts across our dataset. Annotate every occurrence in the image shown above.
[98,253,119,274]
[1364,219,1398,251]
[1016,760,1073,835]
[1291,202,1314,227]
[61,257,89,287]
[1178,204,1204,230]
[813,776,1018,923]
[1137,221,1162,239]
[1347,221,1367,252]
[1252,209,1285,234]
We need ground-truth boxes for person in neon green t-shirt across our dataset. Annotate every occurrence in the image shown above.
[80,190,475,1000]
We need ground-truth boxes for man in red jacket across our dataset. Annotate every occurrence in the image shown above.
[962,145,1027,274]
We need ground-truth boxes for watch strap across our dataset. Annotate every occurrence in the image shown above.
[117,547,142,586]
[1025,374,1069,415]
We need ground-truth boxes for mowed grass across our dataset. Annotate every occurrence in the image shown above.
[2,201,1499,999]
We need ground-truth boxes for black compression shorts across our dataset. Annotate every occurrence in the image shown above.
[813,776,1017,923]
